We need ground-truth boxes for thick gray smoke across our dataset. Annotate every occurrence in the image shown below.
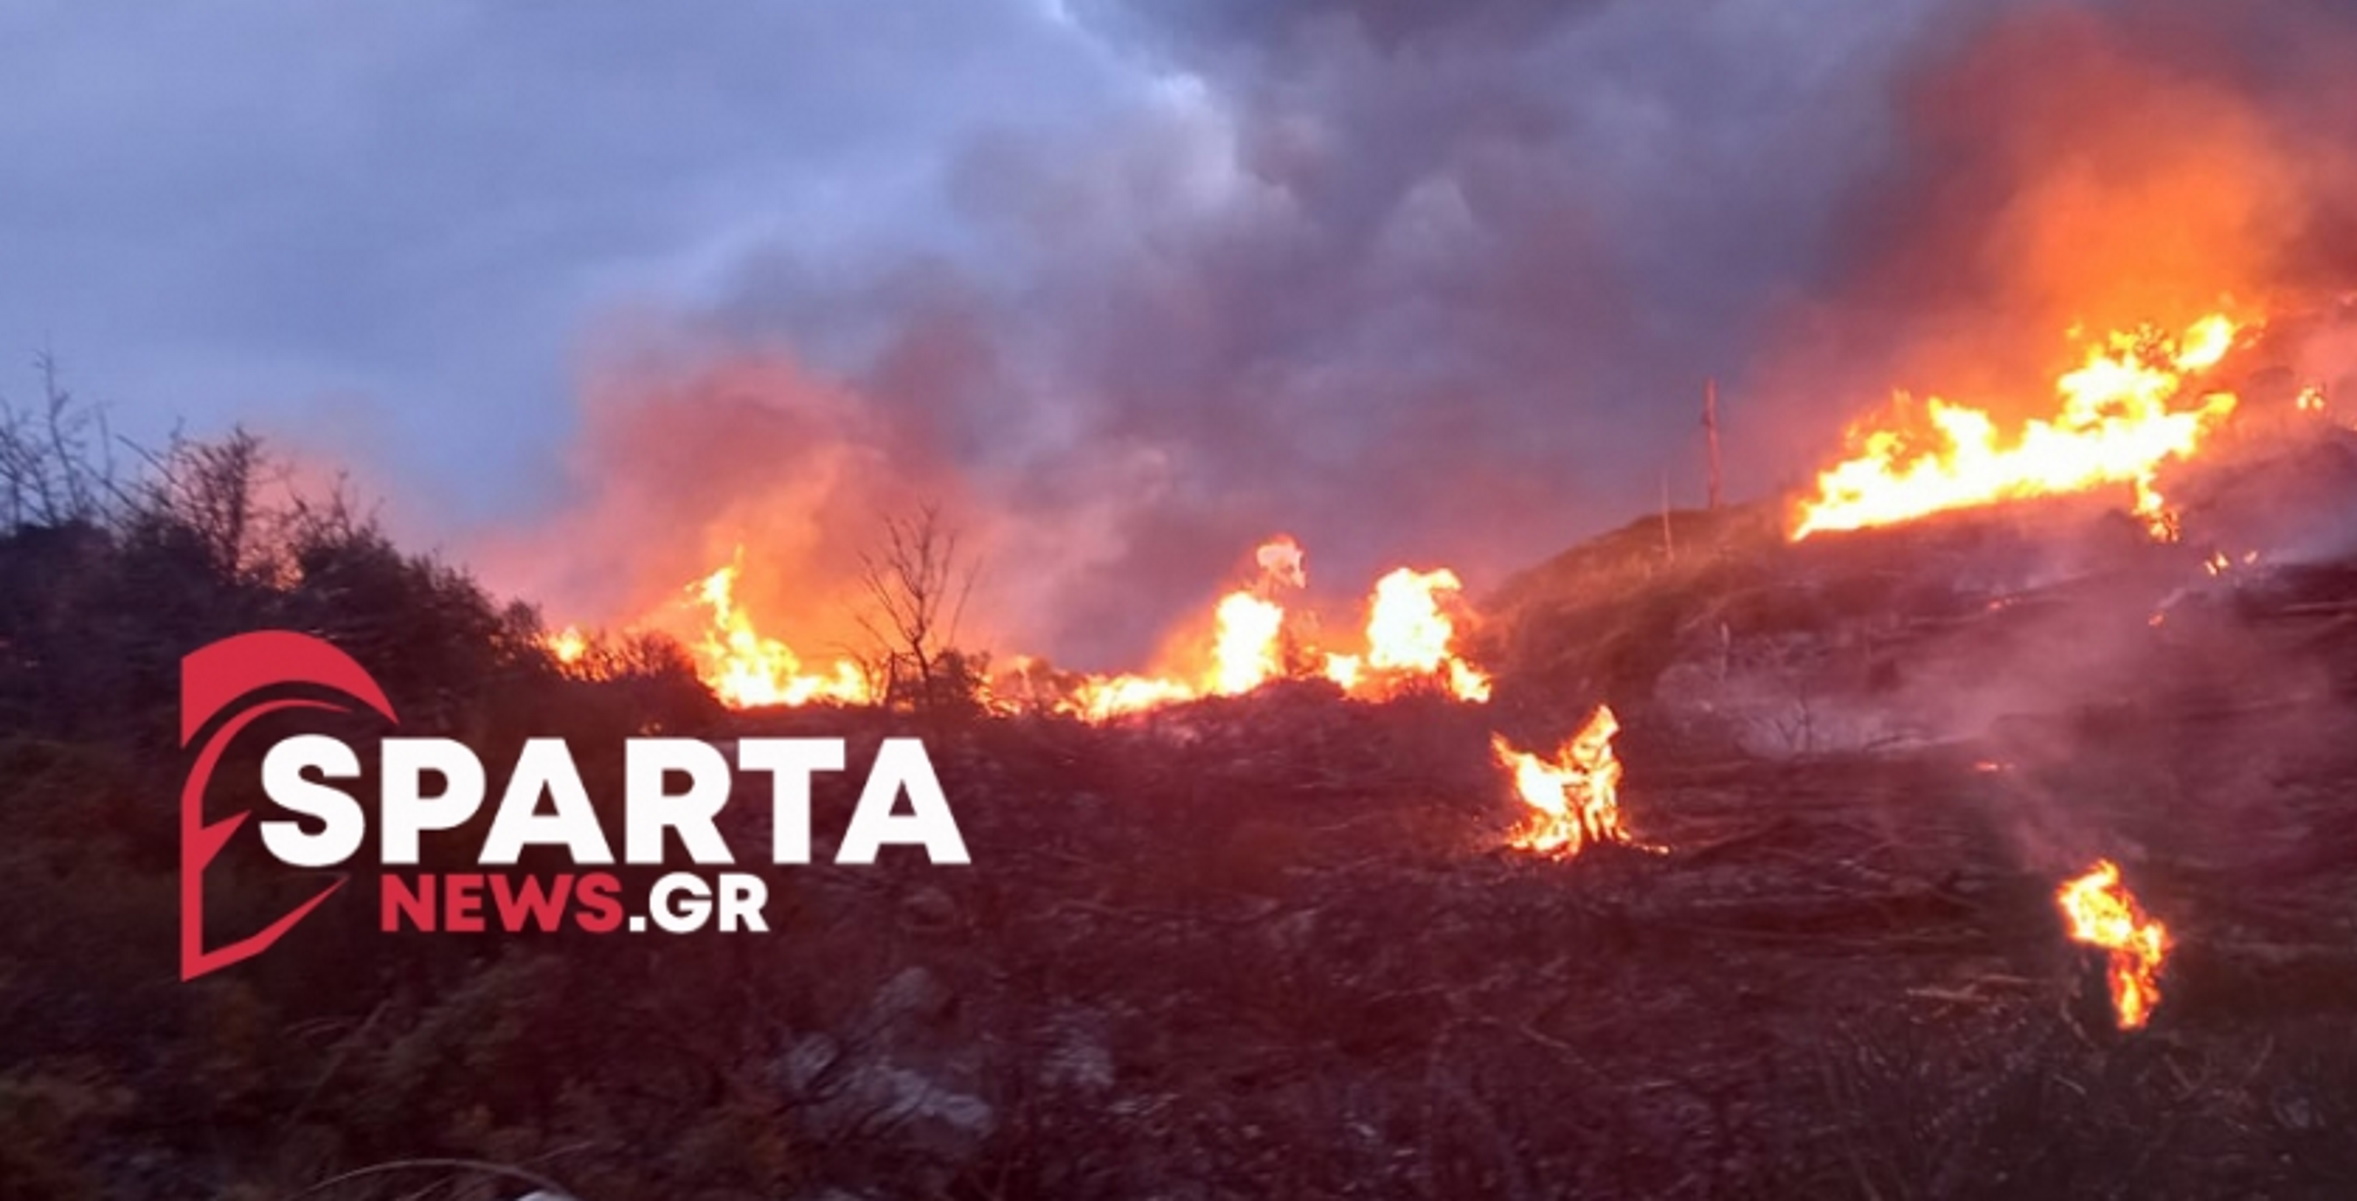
[498,0,2357,670]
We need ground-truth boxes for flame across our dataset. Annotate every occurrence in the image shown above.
[1066,535,1303,717]
[1055,539,1493,719]
[1793,315,2246,540]
[2200,549,2260,578]
[1494,705,1630,856]
[546,625,590,667]
[2055,859,2171,1030]
[1072,672,1199,722]
[1330,567,1492,702]
[687,549,870,708]
[556,533,1495,718]
[1322,652,1362,692]
[1210,591,1287,695]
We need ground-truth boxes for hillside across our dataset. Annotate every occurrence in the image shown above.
[10,426,2357,1198]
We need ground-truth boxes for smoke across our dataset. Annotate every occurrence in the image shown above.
[474,344,982,659]
[1748,0,2357,465]
[477,0,2357,671]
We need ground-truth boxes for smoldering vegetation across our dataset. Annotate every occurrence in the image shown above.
[11,359,2357,1200]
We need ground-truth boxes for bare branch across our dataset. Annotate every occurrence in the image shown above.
[854,502,985,712]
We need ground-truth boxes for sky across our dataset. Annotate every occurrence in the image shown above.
[6,0,2353,665]
[0,1,1142,519]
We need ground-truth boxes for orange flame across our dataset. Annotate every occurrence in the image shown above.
[2055,859,2170,1030]
[1794,315,2245,541]
[1066,535,1305,718]
[558,533,1495,719]
[546,625,591,668]
[1062,539,1493,719]
[687,549,870,708]
[1338,567,1493,702]
[1494,705,1630,856]
[1210,591,1288,696]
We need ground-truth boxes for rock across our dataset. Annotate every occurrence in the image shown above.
[797,1060,996,1189]
[1038,1010,1115,1095]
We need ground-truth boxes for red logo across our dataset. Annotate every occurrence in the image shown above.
[181,631,396,981]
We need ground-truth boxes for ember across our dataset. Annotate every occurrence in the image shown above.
[2055,859,2171,1030]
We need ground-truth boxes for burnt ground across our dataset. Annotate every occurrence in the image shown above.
[724,653,2357,1201]
[20,580,2357,1201]
[14,427,2357,1200]
[696,438,2357,1200]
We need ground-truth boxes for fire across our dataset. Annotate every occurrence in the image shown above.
[687,549,870,708]
[2200,549,2260,578]
[1341,568,1493,702]
[1793,314,2246,540]
[1056,539,1493,719]
[1494,705,1631,856]
[547,625,590,667]
[1069,535,1308,717]
[2055,859,2171,1030]
[1211,591,1287,695]
[1071,673,1198,722]
[555,532,1495,719]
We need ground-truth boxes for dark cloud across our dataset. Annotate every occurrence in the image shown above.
[692,0,1956,663]
[12,0,2356,669]
[1740,0,2357,473]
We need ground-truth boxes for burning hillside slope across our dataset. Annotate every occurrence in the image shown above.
[552,532,1494,721]
[1791,312,2251,541]
[1492,407,2357,761]
[689,572,2357,1195]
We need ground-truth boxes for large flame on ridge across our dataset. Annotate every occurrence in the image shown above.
[2055,859,2170,1030]
[1793,314,2246,541]
[686,549,869,708]
[1493,705,1631,857]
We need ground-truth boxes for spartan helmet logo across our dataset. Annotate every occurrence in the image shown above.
[180,631,398,981]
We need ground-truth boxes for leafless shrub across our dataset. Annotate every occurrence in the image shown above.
[855,503,985,714]
[0,352,115,531]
